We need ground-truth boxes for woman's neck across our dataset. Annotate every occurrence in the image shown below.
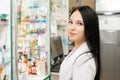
[68,40,86,58]
[75,40,86,49]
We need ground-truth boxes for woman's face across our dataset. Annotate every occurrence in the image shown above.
[68,10,86,43]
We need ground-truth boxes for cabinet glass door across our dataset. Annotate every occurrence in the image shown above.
[0,0,12,80]
[14,0,50,80]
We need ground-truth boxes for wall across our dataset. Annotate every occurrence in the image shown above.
[69,0,95,12]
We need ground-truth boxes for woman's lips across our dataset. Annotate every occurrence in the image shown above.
[69,32,76,37]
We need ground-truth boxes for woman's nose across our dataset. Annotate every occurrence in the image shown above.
[70,23,76,30]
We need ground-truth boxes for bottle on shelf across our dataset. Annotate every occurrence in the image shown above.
[27,59,32,74]
[31,59,37,75]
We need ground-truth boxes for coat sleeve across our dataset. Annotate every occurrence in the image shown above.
[72,58,96,80]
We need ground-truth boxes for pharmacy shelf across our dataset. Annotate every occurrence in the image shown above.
[18,73,50,80]
[0,61,10,68]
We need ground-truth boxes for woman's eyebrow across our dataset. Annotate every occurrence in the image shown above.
[69,19,72,21]
[76,20,83,23]
[69,19,83,23]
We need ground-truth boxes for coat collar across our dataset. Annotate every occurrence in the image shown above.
[60,42,90,79]
[68,42,89,58]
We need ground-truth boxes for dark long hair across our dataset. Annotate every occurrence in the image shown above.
[70,6,100,80]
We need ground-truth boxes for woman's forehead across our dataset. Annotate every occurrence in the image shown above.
[70,10,83,22]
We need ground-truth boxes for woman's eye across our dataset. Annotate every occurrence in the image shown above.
[68,21,73,24]
[80,23,83,25]
[76,22,83,26]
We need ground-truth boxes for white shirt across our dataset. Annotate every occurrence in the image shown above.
[59,42,96,80]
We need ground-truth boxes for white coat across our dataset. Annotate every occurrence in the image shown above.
[59,42,96,80]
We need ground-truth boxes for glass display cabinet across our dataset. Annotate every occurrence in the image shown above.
[12,0,51,80]
[0,0,12,80]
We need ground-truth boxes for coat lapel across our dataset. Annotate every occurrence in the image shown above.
[60,42,90,79]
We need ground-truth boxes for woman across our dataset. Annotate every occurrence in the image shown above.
[59,5,100,80]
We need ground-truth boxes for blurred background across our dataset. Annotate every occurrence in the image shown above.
[0,0,120,80]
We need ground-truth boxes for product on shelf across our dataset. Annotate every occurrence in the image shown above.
[16,0,49,80]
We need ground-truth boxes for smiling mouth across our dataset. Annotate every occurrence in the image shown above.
[69,32,76,37]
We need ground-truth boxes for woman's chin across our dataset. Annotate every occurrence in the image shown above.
[69,37,76,42]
